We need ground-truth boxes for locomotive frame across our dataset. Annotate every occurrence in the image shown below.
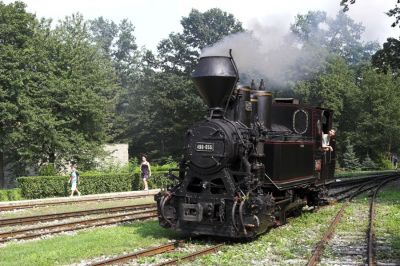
[155,51,336,239]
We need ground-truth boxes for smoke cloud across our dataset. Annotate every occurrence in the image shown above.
[201,19,327,90]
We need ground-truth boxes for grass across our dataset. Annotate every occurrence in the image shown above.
[0,220,180,266]
[0,181,398,265]
[335,169,396,178]
[191,204,342,266]
[0,196,155,219]
[375,185,400,260]
[194,186,400,265]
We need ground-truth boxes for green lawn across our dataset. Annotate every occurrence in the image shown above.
[375,187,400,260]
[0,220,179,266]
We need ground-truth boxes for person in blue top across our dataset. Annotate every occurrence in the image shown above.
[69,164,81,197]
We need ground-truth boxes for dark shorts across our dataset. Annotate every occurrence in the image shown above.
[141,173,149,180]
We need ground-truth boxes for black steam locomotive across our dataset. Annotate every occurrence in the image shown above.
[155,51,336,239]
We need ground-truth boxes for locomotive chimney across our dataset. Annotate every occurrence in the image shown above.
[191,50,239,112]
[256,81,272,130]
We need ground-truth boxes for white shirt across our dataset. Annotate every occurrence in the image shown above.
[322,134,330,147]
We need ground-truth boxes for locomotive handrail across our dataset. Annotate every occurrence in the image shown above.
[223,49,239,115]
[264,173,284,190]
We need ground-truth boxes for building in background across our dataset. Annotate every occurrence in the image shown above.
[102,143,129,166]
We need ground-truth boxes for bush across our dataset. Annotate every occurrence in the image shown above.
[18,174,133,199]
[38,164,58,176]
[0,188,23,202]
[372,153,394,170]
[17,171,177,199]
[139,171,177,190]
[361,154,377,170]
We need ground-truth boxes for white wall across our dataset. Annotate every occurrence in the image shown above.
[102,143,129,166]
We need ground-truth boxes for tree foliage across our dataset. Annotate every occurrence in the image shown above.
[0,3,119,186]
[291,11,379,65]
[0,1,37,185]
[294,56,358,120]
[355,67,400,158]
[2,2,400,188]
[157,8,244,74]
[372,37,400,76]
[361,153,377,170]
[341,0,400,29]
[125,8,243,159]
[123,71,206,158]
[21,14,118,168]
[342,139,361,170]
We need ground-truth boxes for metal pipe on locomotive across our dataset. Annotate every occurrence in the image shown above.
[155,50,336,239]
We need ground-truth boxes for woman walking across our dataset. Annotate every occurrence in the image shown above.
[69,164,81,197]
[140,156,151,191]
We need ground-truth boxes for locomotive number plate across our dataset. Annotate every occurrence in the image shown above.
[195,142,214,152]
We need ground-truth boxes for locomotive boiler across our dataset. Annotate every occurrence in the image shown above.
[155,51,336,239]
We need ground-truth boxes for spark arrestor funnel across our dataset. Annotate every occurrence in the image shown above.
[192,54,239,108]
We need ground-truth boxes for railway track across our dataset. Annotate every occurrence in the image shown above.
[155,244,223,266]
[0,207,157,244]
[89,241,223,266]
[0,203,156,227]
[326,173,398,201]
[0,193,156,212]
[307,176,399,266]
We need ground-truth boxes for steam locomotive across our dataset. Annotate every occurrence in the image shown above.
[155,51,336,239]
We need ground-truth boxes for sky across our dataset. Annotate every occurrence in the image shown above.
[4,0,400,52]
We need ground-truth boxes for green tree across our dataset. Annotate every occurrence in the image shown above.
[0,1,37,186]
[88,17,152,142]
[294,56,358,120]
[157,8,244,74]
[0,7,119,185]
[342,139,361,170]
[291,11,379,65]
[124,71,206,158]
[30,14,118,169]
[88,16,118,56]
[121,8,244,159]
[372,37,400,76]
[355,67,400,158]
[361,153,377,170]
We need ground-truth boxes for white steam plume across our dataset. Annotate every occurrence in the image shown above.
[201,20,327,89]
